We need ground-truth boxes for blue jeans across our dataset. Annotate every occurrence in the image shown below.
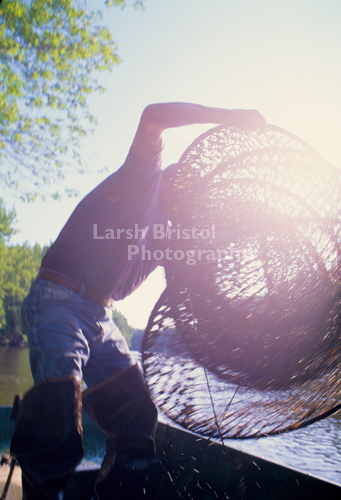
[21,278,136,387]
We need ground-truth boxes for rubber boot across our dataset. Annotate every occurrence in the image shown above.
[82,364,158,500]
[10,376,84,500]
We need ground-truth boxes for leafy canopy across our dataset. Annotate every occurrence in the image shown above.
[0,196,16,242]
[0,0,142,201]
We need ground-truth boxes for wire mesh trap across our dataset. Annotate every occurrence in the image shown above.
[142,124,341,439]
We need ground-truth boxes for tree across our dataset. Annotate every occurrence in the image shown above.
[112,309,145,351]
[0,198,48,344]
[0,0,143,201]
[112,308,135,346]
[0,200,13,335]
[0,242,48,344]
[0,196,16,241]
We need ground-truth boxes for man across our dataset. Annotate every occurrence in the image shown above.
[10,103,265,499]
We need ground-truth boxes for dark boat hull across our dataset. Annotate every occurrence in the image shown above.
[1,405,341,499]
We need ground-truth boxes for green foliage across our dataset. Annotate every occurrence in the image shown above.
[0,198,16,242]
[0,198,48,344]
[112,308,145,351]
[112,308,134,346]
[0,0,143,201]
[0,243,48,343]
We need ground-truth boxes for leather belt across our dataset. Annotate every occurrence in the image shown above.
[38,268,113,308]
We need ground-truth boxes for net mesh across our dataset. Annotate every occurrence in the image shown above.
[142,124,341,439]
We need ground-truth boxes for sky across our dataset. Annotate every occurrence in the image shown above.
[2,0,341,328]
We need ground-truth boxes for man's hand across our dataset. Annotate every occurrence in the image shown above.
[223,109,266,131]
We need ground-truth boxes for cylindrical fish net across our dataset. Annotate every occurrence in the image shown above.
[143,125,341,439]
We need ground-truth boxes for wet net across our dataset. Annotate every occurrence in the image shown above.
[142,124,341,439]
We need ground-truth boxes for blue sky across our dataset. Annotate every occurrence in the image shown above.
[2,0,341,327]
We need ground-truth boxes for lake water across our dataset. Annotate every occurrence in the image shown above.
[1,346,341,485]
[0,346,34,405]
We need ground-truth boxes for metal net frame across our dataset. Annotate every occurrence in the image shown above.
[142,124,341,439]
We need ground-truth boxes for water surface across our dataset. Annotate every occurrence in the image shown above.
[1,346,340,484]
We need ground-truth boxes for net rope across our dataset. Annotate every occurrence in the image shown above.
[142,124,341,439]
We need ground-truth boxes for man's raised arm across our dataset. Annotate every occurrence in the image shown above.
[129,102,266,163]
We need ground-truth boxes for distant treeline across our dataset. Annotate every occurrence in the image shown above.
[0,199,48,346]
[112,309,145,352]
